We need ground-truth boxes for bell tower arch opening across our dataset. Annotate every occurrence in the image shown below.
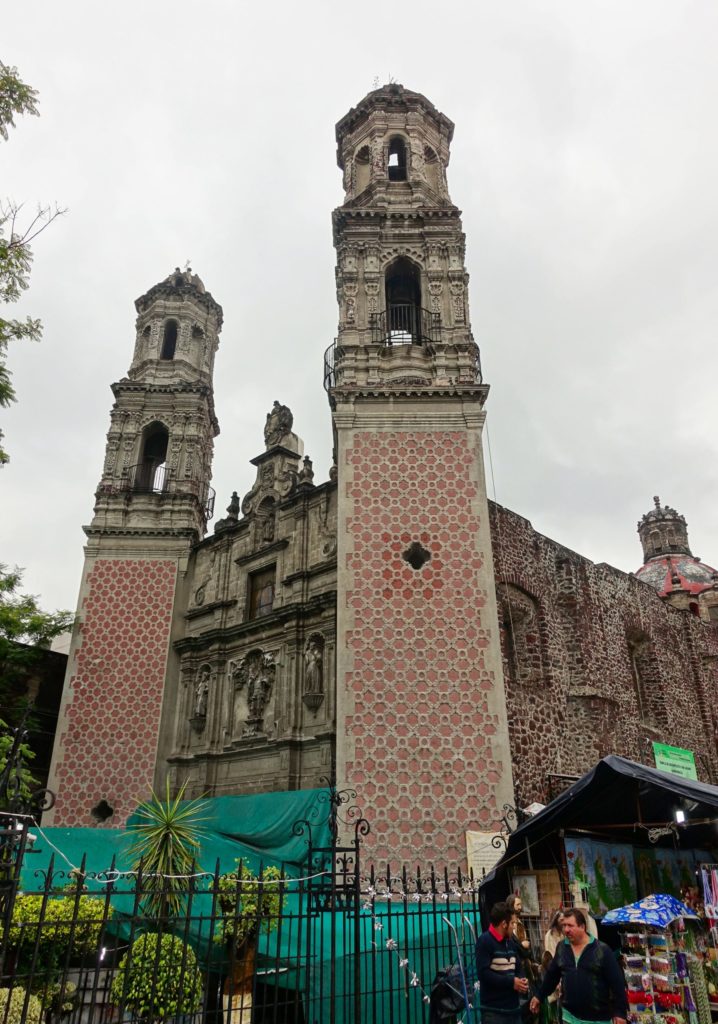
[137,421,169,493]
[385,257,422,344]
[160,320,178,360]
[387,135,408,181]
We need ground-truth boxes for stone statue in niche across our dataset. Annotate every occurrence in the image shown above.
[304,637,324,694]
[261,512,275,543]
[194,666,210,718]
[234,651,276,736]
[264,401,293,448]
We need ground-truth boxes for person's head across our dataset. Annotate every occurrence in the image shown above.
[507,893,523,916]
[489,900,513,937]
[549,909,565,934]
[562,908,587,944]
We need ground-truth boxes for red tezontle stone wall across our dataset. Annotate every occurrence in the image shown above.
[489,501,718,802]
[51,559,177,826]
[341,431,511,866]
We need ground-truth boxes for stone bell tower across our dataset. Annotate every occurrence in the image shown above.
[326,85,514,865]
[46,268,222,827]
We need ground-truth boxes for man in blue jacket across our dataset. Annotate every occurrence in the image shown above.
[476,901,529,1024]
[530,908,627,1024]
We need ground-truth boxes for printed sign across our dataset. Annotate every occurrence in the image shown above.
[652,742,698,780]
[466,831,505,880]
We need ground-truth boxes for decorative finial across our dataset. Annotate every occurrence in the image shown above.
[653,496,661,509]
[226,491,239,520]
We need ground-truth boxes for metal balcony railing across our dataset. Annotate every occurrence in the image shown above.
[120,462,216,521]
[371,303,441,346]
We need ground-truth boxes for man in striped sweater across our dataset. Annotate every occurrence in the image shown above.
[476,901,529,1024]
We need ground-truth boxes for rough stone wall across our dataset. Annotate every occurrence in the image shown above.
[489,501,718,804]
[339,429,513,867]
[48,559,177,825]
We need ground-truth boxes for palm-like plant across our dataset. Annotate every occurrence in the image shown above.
[125,780,208,920]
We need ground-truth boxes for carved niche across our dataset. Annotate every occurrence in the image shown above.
[231,650,277,738]
[302,634,325,715]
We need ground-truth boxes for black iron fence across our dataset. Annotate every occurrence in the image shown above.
[0,808,486,1024]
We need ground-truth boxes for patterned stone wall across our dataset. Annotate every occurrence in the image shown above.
[340,430,512,866]
[50,559,177,826]
[490,502,718,804]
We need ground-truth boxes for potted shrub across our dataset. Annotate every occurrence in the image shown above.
[0,987,43,1024]
[215,862,284,1021]
[2,885,110,1009]
[110,932,202,1023]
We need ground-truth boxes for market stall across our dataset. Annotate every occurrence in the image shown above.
[603,893,715,1024]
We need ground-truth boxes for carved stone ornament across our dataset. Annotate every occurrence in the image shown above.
[233,650,276,737]
[264,401,294,448]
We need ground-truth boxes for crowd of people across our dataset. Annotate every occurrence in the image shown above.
[476,898,628,1024]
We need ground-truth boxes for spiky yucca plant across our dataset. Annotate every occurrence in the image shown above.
[125,780,208,921]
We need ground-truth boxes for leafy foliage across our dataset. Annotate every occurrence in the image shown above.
[0,63,65,465]
[0,566,73,791]
[125,780,208,920]
[2,888,111,999]
[0,63,39,140]
[215,862,284,946]
[0,565,73,654]
[4,890,110,955]
[0,987,43,1024]
[110,933,203,1023]
[0,716,38,808]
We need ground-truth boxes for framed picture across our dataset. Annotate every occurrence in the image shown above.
[511,872,540,916]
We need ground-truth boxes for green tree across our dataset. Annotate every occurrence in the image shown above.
[0,61,64,466]
[125,781,209,920]
[0,566,73,800]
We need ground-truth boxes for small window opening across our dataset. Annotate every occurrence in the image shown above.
[403,541,431,570]
[689,601,700,617]
[388,137,407,181]
[91,799,114,823]
[248,566,276,620]
[161,320,178,360]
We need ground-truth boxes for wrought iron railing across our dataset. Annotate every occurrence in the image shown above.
[371,303,441,346]
[119,463,216,521]
[0,786,489,1024]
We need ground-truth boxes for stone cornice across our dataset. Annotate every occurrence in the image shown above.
[283,560,336,586]
[185,598,238,621]
[234,539,289,567]
[173,591,337,653]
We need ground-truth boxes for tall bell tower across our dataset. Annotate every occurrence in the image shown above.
[46,268,222,826]
[327,85,514,865]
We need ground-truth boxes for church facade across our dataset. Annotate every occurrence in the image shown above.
[46,85,718,865]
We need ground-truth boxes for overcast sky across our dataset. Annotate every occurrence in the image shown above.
[3,0,718,615]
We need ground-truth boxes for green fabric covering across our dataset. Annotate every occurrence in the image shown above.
[20,789,476,1021]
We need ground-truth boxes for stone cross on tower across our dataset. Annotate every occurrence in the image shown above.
[326,84,514,865]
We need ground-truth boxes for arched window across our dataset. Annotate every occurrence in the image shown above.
[424,146,441,193]
[136,421,168,493]
[385,257,422,344]
[387,137,407,181]
[355,144,371,193]
[160,320,178,360]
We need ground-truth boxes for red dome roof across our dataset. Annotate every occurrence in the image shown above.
[635,554,718,597]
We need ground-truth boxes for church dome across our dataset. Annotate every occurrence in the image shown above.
[635,553,718,597]
[635,496,718,597]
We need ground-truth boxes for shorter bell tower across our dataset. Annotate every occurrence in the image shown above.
[46,269,222,826]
